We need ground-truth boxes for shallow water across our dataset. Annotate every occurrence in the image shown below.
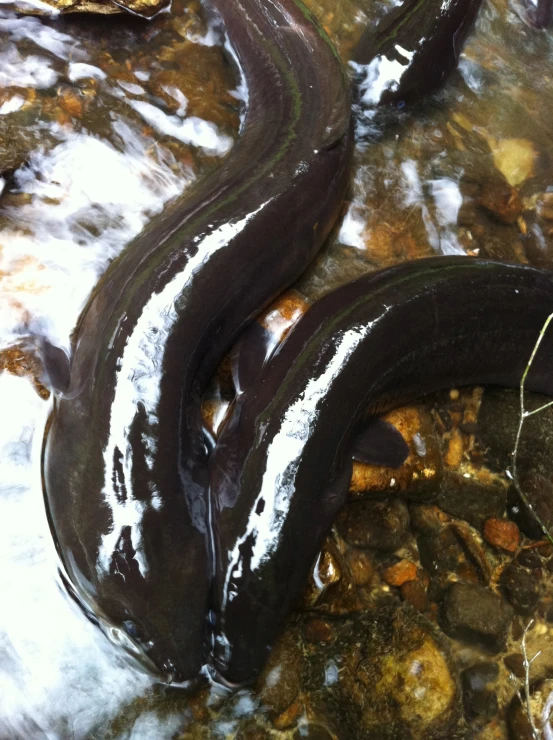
[1,0,553,737]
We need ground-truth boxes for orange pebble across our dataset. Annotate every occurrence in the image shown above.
[483,518,520,553]
[383,559,417,587]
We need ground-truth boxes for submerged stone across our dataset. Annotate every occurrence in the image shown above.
[441,583,514,652]
[336,497,410,552]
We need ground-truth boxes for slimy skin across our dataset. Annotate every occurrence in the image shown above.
[42,0,352,683]
[210,257,553,684]
[352,0,484,107]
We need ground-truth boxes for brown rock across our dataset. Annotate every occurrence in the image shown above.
[444,428,464,468]
[303,619,334,644]
[503,653,526,678]
[441,582,514,652]
[337,498,410,552]
[479,177,522,224]
[347,550,374,586]
[12,0,168,16]
[304,547,342,606]
[483,518,521,553]
[273,700,302,731]
[401,573,430,612]
[383,559,417,587]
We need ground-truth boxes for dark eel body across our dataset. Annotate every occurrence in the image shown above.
[211,257,553,684]
[40,0,493,684]
[42,0,352,683]
[352,0,483,107]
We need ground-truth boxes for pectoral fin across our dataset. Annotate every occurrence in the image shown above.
[351,418,409,468]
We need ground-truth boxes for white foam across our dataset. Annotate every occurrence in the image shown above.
[0,373,154,739]
[68,62,107,82]
[350,45,414,107]
[0,47,58,88]
[0,94,24,114]
[129,100,233,155]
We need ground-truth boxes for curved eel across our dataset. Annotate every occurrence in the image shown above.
[210,257,553,684]
[42,0,352,683]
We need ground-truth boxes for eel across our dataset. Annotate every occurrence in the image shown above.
[41,0,353,684]
[351,0,483,107]
[40,0,488,684]
[210,257,553,684]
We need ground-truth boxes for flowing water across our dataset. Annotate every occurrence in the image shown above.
[1,0,553,737]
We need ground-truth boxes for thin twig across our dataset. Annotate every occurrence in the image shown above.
[510,312,553,547]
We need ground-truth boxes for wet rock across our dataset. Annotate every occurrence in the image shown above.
[148,45,240,131]
[305,538,373,616]
[435,469,507,529]
[383,559,417,587]
[400,572,430,613]
[508,472,553,540]
[451,521,493,585]
[500,563,540,615]
[410,504,448,536]
[441,583,514,652]
[0,91,45,177]
[0,345,50,399]
[488,138,537,187]
[417,526,466,581]
[13,0,168,16]
[504,652,526,678]
[516,550,542,570]
[304,546,342,607]
[302,604,463,740]
[257,626,304,720]
[476,220,528,264]
[444,428,465,469]
[303,619,334,644]
[347,550,374,586]
[273,700,303,731]
[479,388,553,483]
[461,662,499,723]
[483,518,521,553]
[336,498,410,552]
[479,177,522,224]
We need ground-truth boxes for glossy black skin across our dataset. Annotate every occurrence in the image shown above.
[211,257,553,684]
[352,0,483,106]
[42,0,352,683]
